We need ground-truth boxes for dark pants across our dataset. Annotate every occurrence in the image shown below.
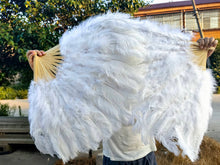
[103,152,157,165]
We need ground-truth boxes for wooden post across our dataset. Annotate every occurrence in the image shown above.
[182,10,185,31]
[191,0,204,38]
[191,0,211,67]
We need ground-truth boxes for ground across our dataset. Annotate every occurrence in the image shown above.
[206,94,220,141]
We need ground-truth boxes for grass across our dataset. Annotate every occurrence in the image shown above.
[155,136,220,165]
[56,136,220,165]
[56,157,96,165]
[217,86,220,94]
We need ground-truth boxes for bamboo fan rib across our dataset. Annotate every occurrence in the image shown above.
[33,45,63,82]
[33,42,213,82]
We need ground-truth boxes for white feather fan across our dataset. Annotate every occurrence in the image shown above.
[28,13,215,163]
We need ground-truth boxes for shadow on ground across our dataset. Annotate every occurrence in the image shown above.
[0,144,58,165]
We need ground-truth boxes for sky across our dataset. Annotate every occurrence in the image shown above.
[150,0,190,4]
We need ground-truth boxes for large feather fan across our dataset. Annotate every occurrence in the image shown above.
[28,13,215,163]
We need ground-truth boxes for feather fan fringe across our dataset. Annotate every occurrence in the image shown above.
[28,13,215,162]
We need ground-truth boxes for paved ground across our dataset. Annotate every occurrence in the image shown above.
[206,94,220,142]
[0,95,219,165]
[0,145,58,165]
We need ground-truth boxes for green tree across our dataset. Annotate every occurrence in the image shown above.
[0,1,21,86]
[0,0,148,88]
[24,0,146,29]
[210,39,220,90]
[0,0,63,87]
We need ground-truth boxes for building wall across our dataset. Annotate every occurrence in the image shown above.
[146,13,182,29]
[135,2,220,40]
[192,29,220,41]
[142,9,220,31]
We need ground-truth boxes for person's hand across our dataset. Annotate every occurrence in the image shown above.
[26,50,46,70]
[197,37,218,58]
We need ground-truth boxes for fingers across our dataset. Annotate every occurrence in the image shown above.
[26,50,35,63]
[26,50,46,58]
[207,37,215,48]
[26,50,35,58]
[197,38,204,49]
[213,39,218,48]
[207,39,218,57]
[198,37,210,49]
[35,50,46,57]
[204,37,210,49]
[197,37,218,58]
[197,37,218,49]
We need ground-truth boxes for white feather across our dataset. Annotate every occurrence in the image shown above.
[28,12,215,162]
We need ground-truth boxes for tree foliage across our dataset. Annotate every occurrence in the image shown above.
[24,0,146,29]
[210,39,220,88]
[0,1,23,86]
[0,0,62,87]
[0,0,147,88]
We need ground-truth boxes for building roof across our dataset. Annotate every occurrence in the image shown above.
[135,0,220,17]
[139,0,220,11]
